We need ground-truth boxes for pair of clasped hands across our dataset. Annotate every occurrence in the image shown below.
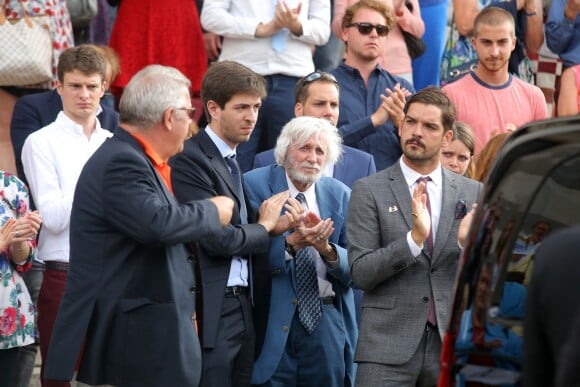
[208,191,334,255]
[0,211,42,255]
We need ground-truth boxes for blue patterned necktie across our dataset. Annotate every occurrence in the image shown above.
[224,155,248,224]
[294,193,321,334]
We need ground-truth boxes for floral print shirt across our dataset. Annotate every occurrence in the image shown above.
[0,172,36,349]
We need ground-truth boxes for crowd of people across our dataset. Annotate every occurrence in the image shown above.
[0,0,578,386]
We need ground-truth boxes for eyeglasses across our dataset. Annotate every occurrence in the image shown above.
[346,22,390,37]
[175,107,196,120]
[302,71,338,85]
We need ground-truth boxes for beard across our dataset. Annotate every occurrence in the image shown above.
[285,154,323,187]
[403,137,440,164]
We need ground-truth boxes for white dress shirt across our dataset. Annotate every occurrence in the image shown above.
[201,0,330,77]
[21,111,112,262]
[205,126,249,287]
[399,158,443,257]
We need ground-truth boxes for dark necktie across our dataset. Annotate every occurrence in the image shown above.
[224,155,247,224]
[417,176,437,326]
[294,193,321,334]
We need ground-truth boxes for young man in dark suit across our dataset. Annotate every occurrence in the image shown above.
[170,61,301,387]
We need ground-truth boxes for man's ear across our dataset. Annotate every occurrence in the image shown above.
[162,108,174,129]
[295,102,304,117]
[442,129,454,146]
[56,80,63,96]
[206,100,220,122]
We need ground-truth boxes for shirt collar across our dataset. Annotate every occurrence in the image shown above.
[285,173,316,208]
[205,125,236,158]
[130,131,166,168]
[57,111,103,137]
[399,157,442,190]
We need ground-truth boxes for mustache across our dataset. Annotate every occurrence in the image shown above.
[406,137,425,148]
[299,161,321,171]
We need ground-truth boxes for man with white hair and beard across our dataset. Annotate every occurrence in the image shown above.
[244,116,357,387]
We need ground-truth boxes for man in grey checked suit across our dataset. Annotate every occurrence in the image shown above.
[347,87,482,386]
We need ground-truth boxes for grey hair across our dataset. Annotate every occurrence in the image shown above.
[274,116,343,168]
[119,65,191,129]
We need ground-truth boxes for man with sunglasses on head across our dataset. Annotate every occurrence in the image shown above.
[331,0,415,172]
[253,70,377,188]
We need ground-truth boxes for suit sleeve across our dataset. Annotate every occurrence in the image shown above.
[10,97,44,183]
[101,150,222,245]
[170,146,269,257]
[347,178,418,290]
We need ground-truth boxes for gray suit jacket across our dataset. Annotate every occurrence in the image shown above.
[347,162,482,365]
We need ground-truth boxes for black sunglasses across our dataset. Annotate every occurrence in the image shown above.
[302,71,338,84]
[347,22,390,37]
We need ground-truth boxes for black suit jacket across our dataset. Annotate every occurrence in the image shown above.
[10,89,119,201]
[44,128,222,387]
[170,130,270,350]
[524,226,580,387]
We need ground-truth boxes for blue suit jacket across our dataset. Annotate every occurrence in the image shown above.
[10,89,119,201]
[253,145,376,188]
[244,165,357,385]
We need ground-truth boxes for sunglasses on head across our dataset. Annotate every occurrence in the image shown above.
[302,71,338,85]
[347,22,390,37]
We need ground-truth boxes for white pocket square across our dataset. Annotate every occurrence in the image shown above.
[388,206,398,213]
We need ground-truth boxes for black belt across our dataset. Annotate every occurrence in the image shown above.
[44,261,69,272]
[225,286,248,296]
[321,296,335,305]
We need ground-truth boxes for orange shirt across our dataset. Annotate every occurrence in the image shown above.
[130,132,173,193]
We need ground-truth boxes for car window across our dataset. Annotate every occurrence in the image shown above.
[449,129,580,386]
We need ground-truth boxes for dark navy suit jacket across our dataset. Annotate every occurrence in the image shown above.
[10,89,119,201]
[44,128,221,387]
[253,145,376,188]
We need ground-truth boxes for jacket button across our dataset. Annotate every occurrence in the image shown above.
[422,296,429,303]
[431,268,437,274]
[292,298,298,305]
[190,287,196,294]
[282,325,289,332]
[187,255,194,263]
[272,269,281,276]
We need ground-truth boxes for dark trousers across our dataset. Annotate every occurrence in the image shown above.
[14,261,43,387]
[236,74,298,172]
[38,268,70,387]
[0,348,20,387]
[201,292,255,387]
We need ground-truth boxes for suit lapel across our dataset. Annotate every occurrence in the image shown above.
[432,169,459,262]
[387,164,415,231]
[198,131,242,206]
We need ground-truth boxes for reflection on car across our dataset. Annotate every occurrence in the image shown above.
[438,116,580,387]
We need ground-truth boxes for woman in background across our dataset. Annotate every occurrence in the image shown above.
[0,171,42,385]
[0,0,73,174]
[441,121,476,178]
[108,0,207,116]
[472,132,510,182]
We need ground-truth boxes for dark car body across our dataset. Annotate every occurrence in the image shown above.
[438,116,580,386]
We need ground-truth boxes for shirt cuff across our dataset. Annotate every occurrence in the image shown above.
[407,231,423,257]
